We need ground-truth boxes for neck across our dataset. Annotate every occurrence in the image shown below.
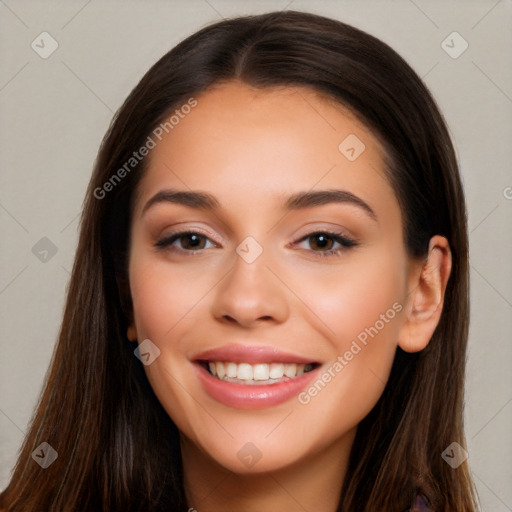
[181,429,355,512]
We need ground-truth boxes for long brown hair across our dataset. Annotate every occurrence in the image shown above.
[1,11,477,511]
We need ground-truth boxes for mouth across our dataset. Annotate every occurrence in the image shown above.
[191,345,322,409]
[199,360,319,385]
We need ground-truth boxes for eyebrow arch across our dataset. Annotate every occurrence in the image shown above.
[284,189,377,221]
[141,188,376,221]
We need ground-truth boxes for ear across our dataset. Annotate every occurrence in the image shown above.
[127,323,138,342]
[398,235,452,353]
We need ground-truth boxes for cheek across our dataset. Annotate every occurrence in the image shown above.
[294,247,405,348]
[127,256,212,426]
[128,256,217,340]
[292,249,405,421]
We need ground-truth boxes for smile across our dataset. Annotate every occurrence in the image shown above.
[191,345,322,409]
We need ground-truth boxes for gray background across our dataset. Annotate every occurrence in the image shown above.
[1,0,511,509]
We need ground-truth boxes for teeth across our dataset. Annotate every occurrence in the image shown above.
[226,362,237,378]
[237,363,253,380]
[253,364,269,380]
[216,361,226,379]
[284,363,297,378]
[269,363,284,379]
[207,361,313,384]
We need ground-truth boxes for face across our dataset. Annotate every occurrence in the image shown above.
[127,81,417,474]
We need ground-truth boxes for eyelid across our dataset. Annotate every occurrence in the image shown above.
[156,225,222,244]
[292,224,358,244]
[294,231,356,245]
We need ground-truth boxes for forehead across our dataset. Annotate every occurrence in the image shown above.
[134,81,395,219]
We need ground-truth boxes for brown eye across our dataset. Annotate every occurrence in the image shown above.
[180,233,206,250]
[155,231,215,251]
[308,233,335,251]
[294,231,357,257]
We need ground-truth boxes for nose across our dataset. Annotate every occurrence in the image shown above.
[211,248,290,328]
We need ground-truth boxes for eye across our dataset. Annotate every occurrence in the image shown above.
[295,231,357,257]
[155,231,216,252]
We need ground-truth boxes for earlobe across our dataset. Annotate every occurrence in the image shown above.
[398,235,452,353]
[127,324,138,342]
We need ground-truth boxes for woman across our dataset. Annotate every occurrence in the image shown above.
[1,10,478,511]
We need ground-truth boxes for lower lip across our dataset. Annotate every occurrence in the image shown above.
[194,362,321,409]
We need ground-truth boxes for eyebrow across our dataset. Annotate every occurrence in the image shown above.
[284,189,377,221]
[141,188,377,221]
[142,189,220,215]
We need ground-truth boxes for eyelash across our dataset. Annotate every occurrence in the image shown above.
[155,230,357,258]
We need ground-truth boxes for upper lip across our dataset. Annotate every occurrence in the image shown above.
[192,344,318,365]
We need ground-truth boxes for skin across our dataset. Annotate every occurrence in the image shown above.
[126,81,452,511]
